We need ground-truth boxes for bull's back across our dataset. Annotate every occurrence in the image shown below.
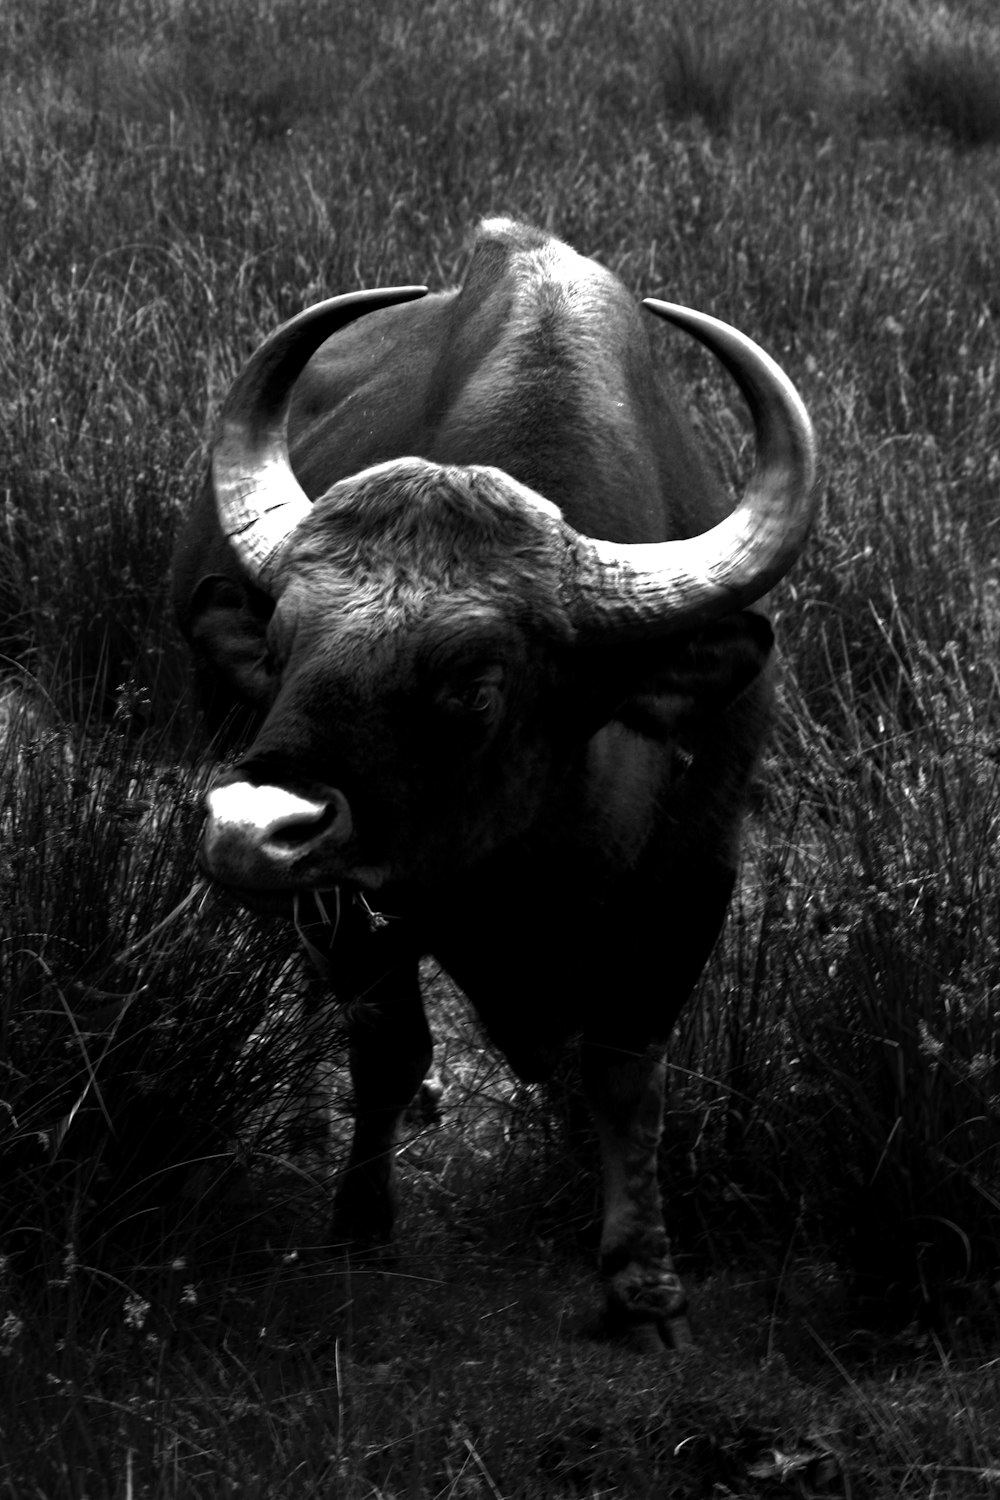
[289,222,728,546]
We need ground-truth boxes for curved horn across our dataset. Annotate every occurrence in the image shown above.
[565,301,817,639]
[212,286,428,586]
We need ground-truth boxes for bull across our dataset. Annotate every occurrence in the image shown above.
[172,218,815,1351]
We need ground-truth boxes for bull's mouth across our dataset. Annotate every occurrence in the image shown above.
[206,881,301,918]
[199,859,399,921]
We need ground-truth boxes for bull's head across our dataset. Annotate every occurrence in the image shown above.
[194,285,815,901]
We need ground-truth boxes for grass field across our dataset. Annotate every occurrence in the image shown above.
[2,0,1000,1493]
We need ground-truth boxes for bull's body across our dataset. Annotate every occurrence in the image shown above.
[173,220,814,1348]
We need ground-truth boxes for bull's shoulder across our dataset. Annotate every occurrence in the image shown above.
[291,290,455,420]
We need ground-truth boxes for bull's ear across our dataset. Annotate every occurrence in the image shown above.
[566,611,773,742]
[187,574,275,707]
[614,611,774,737]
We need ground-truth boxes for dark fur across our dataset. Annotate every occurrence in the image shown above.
[172,220,777,1346]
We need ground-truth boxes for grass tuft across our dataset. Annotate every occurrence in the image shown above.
[892,7,1000,146]
[657,9,759,132]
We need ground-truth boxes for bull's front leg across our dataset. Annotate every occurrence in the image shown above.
[580,1040,692,1353]
[331,962,433,1245]
[296,898,432,1246]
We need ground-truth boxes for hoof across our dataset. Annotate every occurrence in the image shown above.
[613,1312,695,1358]
[662,1312,695,1352]
[586,1313,693,1359]
[599,1261,693,1356]
[596,1294,695,1357]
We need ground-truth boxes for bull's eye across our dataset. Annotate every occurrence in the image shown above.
[439,666,505,725]
[460,684,496,714]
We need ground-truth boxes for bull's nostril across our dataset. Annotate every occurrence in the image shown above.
[268,797,349,849]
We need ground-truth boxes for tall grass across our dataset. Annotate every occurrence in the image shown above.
[2,0,1000,1491]
[0,692,336,1270]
